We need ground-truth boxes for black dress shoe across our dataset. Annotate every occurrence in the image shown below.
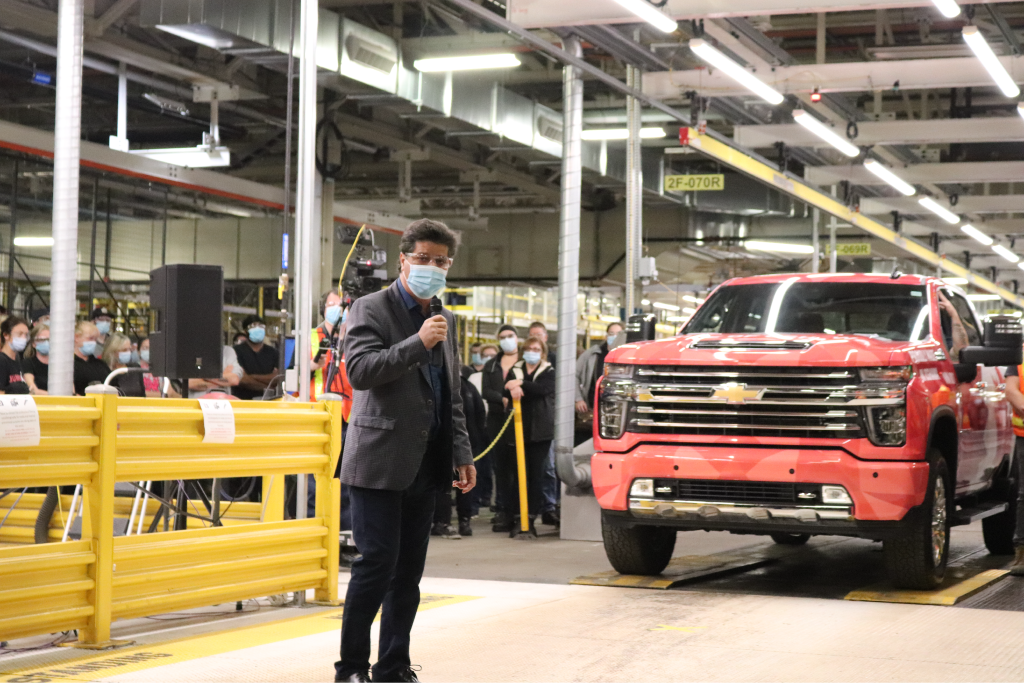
[458,517,473,536]
[372,666,420,682]
[335,670,371,682]
[542,509,560,527]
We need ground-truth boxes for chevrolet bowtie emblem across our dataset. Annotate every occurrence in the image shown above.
[711,382,764,404]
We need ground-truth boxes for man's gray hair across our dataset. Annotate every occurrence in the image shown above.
[400,219,459,257]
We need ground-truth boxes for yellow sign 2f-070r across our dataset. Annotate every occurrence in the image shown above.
[664,174,725,192]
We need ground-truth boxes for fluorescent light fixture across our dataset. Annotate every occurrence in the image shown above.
[943,277,969,285]
[641,299,651,306]
[414,53,521,72]
[13,236,54,247]
[931,0,961,18]
[130,145,231,168]
[666,316,689,322]
[652,302,681,311]
[960,224,993,246]
[143,93,189,116]
[581,127,667,141]
[863,159,916,196]
[682,295,702,304]
[745,240,815,255]
[963,26,1021,97]
[992,244,1020,263]
[967,293,1001,301]
[609,0,678,33]
[792,109,859,157]
[918,196,960,224]
[682,307,696,314]
[689,39,785,105]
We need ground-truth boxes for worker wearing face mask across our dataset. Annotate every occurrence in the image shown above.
[481,325,522,532]
[90,307,114,359]
[233,315,280,400]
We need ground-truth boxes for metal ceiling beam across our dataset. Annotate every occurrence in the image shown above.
[643,55,1024,99]
[506,0,1018,28]
[807,161,1024,186]
[735,117,1024,148]
[862,195,1024,215]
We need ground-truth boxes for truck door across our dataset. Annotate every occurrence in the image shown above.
[940,289,999,493]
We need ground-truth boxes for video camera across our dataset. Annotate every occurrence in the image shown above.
[338,225,387,303]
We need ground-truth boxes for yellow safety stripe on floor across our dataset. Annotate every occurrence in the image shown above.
[845,569,1009,606]
[571,554,771,590]
[0,594,478,683]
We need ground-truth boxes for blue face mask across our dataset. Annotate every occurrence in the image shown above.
[35,340,50,356]
[471,353,483,366]
[140,349,150,363]
[499,337,518,354]
[406,264,447,300]
[249,328,266,344]
[325,305,342,326]
[118,351,132,365]
[11,336,28,353]
[95,321,111,336]
[79,341,97,357]
[522,351,542,365]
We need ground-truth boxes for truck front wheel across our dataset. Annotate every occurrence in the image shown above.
[602,516,676,575]
[883,452,951,590]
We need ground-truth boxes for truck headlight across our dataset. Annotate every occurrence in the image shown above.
[866,405,907,446]
[859,366,913,382]
[599,379,636,440]
[604,363,634,379]
[630,478,654,498]
[821,485,853,506]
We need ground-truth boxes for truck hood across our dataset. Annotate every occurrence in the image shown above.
[607,333,927,367]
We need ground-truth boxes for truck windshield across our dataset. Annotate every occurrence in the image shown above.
[684,281,929,341]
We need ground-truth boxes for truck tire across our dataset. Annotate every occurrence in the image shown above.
[982,459,1018,556]
[883,452,951,590]
[602,518,676,576]
[770,533,810,545]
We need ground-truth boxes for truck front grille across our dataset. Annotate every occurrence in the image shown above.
[652,478,807,505]
[628,366,868,439]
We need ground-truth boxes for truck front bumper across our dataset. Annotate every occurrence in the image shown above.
[593,443,930,539]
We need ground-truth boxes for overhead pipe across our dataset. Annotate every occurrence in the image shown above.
[49,0,86,397]
[555,35,590,493]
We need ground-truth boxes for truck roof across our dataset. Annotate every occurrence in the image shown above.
[718,272,935,287]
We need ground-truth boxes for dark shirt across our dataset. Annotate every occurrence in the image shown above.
[460,376,487,454]
[233,342,279,400]
[74,355,111,396]
[24,355,48,391]
[397,278,444,439]
[0,352,26,392]
[588,342,611,405]
[1008,365,1019,377]
[548,349,557,367]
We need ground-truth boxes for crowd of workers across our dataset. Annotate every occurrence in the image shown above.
[0,296,624,540]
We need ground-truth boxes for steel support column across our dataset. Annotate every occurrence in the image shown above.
[49,0,85,397]
[555,35,588,493]
[5,158,18,312]
[624,64,643,317]
[293,0,318,548]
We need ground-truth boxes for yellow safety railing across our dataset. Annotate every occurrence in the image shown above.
[0,389,343,647]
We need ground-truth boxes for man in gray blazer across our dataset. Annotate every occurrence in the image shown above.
[334,219,475,683]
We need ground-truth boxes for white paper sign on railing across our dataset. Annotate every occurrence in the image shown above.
[199,398,236,444]
[0,395,41,447]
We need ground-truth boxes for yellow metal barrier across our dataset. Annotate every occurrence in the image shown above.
[0,391,343,646]
[511,398,531,537]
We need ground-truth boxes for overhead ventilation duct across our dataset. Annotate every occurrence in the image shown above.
[140,0,659,189]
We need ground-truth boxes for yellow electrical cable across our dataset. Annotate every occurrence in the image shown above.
[337,224,367,297]
[473,410,514,462]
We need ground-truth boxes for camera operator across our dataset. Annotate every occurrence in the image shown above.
[334,219,474,683]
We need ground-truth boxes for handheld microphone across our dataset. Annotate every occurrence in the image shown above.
[430,297,444,347]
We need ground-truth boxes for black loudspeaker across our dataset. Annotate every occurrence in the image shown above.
[150,264,223,379]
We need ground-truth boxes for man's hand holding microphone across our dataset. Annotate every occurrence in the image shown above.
[417,312,448,350]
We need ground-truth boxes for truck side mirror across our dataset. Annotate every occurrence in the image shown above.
[625,313,657,343]
[958,316,1023,367]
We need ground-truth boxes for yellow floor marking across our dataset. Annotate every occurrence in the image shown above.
[0,594,478,683]
[845,569,1009,606]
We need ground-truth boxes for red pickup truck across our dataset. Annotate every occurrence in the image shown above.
[593,273,1021,589]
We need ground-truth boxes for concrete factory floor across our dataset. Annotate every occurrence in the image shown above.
[2,518,1024,683]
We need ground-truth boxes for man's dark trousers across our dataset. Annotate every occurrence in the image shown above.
[335,456,437,680]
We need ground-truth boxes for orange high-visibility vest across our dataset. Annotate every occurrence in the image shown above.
[309,326,352,421]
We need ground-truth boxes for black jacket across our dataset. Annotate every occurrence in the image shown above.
[503,360,555,443]
[460,376,487,454]
[481,354,515,438]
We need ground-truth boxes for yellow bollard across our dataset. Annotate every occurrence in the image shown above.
[512,397,530,534]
